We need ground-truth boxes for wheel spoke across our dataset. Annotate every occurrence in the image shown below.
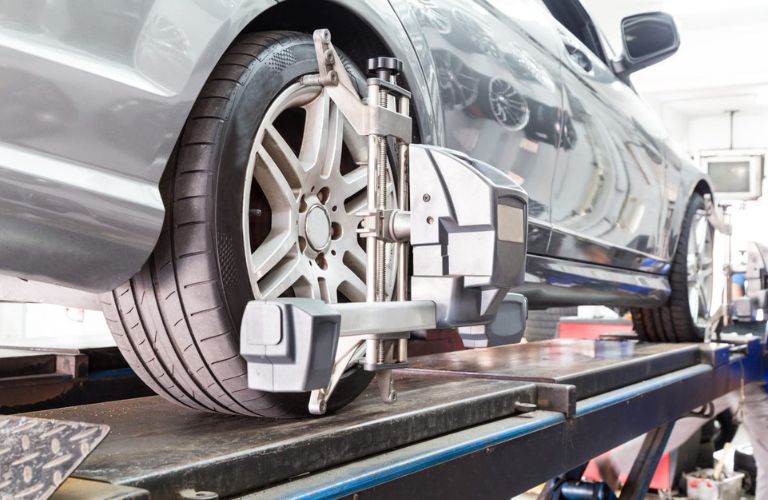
[343,245,367,280]
[698,282,710,317]
[255,145,299,214]
[343,120,368,163]
[325,102,345,178]
[294,273,323,301]
[695,218,709,254]
[258,256,307,298]
[300,91,343,181]
[251,229,298,282]
[688,218,699,253]
[344,190,367,217]
[688,286,700,320]
[339,246,368,302]
[339,274,367,302]
[262,124,307,194]
[342,166,368,198]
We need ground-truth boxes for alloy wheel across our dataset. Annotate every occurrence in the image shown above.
[687,209,714,329]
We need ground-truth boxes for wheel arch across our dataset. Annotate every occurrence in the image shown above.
[667,175,715,262]
[241,0,432,142]
[135,0,434,292]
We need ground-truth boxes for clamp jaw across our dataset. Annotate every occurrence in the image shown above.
[240,29,529,414]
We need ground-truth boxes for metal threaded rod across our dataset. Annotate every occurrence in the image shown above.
[375,88,389,302]
[377,339,386,363]
[397,94,410,302]
[365,84,379,303]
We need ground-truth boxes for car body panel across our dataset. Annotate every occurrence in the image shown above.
[0,0,443,292]
[544,19,669,273]
[520,253,670,308]
[0,0,282,290]
[0,0,712,309]
[390,0,565,255]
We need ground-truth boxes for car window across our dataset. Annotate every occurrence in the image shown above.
[539,0,606,62]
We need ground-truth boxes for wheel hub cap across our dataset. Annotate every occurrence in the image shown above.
[305,204,331,251]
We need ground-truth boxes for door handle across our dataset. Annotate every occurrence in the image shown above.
[563,42,593,73]
[555,27,593,73]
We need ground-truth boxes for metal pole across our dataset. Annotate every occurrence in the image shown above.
[397,95,410,302]
[366,83,380,303]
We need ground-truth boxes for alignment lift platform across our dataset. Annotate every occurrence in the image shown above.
[12,335,759,499]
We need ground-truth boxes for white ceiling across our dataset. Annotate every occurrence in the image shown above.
[584,0,768,116]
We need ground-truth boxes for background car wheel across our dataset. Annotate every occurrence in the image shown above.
[632,193,714,342]
[101,31,381,417]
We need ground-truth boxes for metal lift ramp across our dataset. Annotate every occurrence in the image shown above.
[37,337,763,499]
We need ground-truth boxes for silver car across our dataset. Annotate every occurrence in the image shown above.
[0,0,713,415]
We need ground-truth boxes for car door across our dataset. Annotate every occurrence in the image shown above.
[389,0,566,255]
[541,0,669,273]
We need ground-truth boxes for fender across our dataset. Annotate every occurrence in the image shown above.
[664,156,715,266]
[0,0,436,294]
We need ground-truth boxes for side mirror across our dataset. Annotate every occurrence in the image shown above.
[614,12,679,77]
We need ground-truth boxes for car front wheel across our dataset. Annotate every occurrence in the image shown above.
[102,31,385,417]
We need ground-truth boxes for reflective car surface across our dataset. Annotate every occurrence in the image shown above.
[0,0,717,416]
[0,0,710,310]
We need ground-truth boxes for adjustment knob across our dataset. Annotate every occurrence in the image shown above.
[367,57,403,81]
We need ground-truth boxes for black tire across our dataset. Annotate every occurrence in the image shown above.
[632,193,713,342]
[101,31,373,417]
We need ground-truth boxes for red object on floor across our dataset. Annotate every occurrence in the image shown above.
[584,451,673,492]
[558,318,634,340]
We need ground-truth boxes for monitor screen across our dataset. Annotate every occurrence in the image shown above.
[708,160,752,193]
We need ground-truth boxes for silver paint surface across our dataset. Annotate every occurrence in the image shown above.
[0,0,711,308]
[0,0,277,290]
